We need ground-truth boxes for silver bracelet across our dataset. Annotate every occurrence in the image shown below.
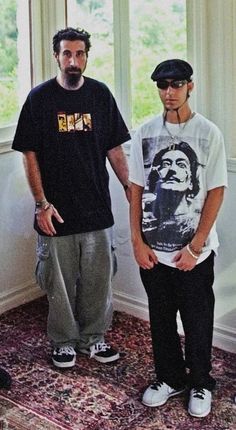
[186,244,199,259]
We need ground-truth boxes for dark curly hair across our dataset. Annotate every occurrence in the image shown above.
[53,27,91,55]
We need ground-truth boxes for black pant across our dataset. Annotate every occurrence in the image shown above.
[140,252,216,391]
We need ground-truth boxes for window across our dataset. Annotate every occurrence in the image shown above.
[3,0,234,167]
[0,0,31,145]
[67,0,114,92]
[1,0,186,145]
[66,0,186,129]
[130,0,186,128]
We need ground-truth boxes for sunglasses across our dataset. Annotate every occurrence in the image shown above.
[156,79,188,89]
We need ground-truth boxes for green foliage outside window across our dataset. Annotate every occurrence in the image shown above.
[73,0,186,128]
[73,0,115,91]
[0,0,18,127]
[130,0,186,127]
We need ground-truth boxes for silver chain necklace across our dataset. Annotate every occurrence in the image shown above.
[163,112,195,149]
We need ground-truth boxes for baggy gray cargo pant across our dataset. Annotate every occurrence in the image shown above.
[35,228,117,349]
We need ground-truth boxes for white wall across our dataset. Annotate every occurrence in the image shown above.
[212,171,236,349]
[0,150,42,314]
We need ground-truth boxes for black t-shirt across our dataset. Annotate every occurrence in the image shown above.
[12,77,130,236]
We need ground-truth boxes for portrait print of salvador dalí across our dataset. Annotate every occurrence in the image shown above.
[142,141,204,253]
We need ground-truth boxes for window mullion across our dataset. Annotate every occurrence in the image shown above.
[30,0,66,86]
[113,0,131,129]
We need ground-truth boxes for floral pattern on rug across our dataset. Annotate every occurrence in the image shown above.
[0,297,235,430]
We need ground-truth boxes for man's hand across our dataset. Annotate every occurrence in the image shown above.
[172,246,198,271]
[36,205,64,236]
[133,240,158,269]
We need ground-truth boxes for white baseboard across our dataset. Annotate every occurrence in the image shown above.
[213,322,236,354]
[113,290,149,321]
[113,290,236,354]
[1,285,235,354]
[0,280,44,315]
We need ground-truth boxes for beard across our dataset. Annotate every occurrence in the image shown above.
[64,66,82,88]
[56,57,85,88]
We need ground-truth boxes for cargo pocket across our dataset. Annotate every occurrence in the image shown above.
[35,236,52,292]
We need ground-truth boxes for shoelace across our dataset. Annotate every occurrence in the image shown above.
[56,346,75,356]
[192,388,206,399]
[90,342,111,358]
[151,381,164,390]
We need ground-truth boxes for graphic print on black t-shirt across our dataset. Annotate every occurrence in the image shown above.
[142,136,204,252]
[57,112,92,132]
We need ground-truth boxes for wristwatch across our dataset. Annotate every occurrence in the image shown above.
[35,200,52,213]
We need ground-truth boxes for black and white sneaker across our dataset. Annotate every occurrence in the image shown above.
[52,346,76,368]
[80,342,120,363]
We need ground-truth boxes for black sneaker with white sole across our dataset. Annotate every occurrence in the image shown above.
[52,346,76,368]
[80,342,120,363]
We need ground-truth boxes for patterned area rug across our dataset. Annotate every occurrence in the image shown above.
[0,297,235,430]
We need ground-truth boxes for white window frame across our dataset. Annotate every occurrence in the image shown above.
[0,0,31,153]
[113,0,131,130]
[0,0,66,154]
[187,0,236,172]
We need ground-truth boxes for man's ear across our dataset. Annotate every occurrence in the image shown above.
[187,81,194,93]
[54,53,60,68]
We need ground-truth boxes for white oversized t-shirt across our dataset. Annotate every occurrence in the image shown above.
[129,113,228,267]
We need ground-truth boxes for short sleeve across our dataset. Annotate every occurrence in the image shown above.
[129,128,146,187]
[206,126,228,190]
[12,95,41,153]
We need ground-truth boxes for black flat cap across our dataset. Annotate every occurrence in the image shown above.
[151,59,193,81]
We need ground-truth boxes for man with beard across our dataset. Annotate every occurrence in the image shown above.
[12,28,131,369]
[129,59,227,417]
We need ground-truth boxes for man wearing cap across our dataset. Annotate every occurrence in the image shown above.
[129,59,227,417]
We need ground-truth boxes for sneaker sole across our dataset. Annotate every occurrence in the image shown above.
[142,388,185,407]
[188,406,211,418]
[52,357,76,368]
[93,352,120,363]
[79,350,120,363]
